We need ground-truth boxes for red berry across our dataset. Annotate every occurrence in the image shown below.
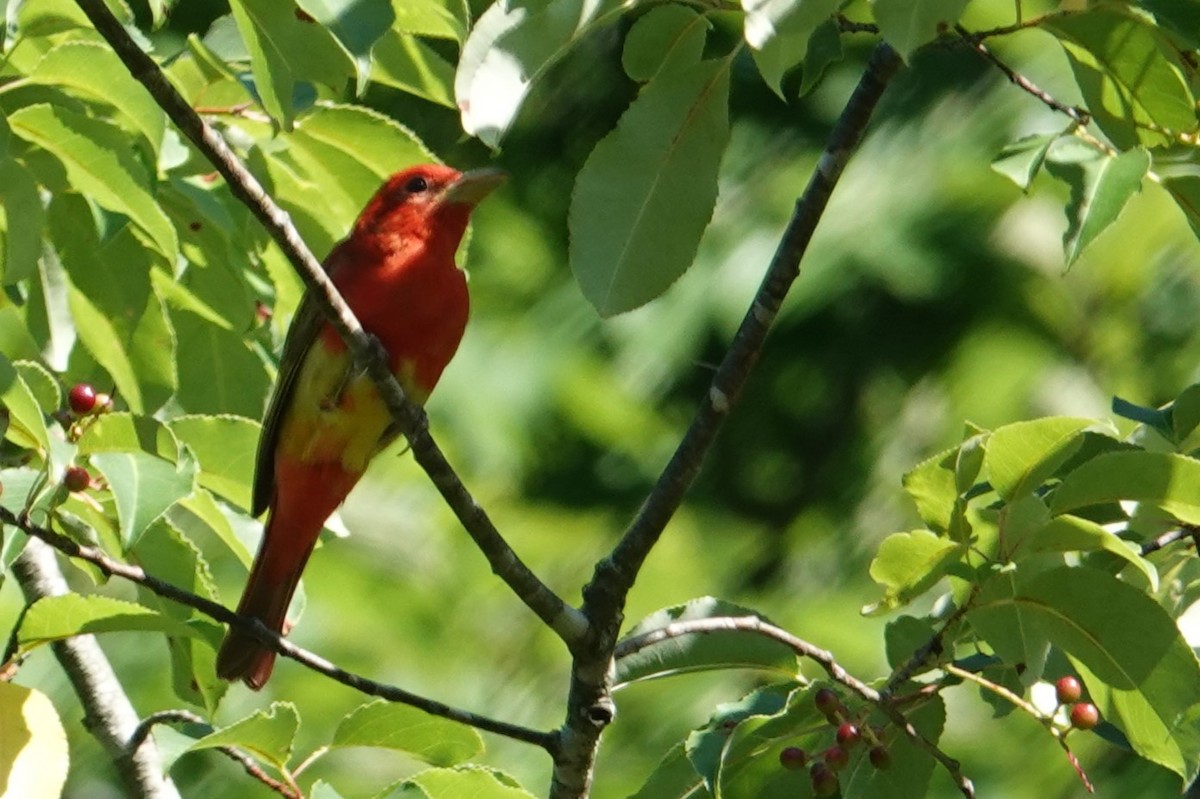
[823,745,849,771]
[836,722,861,748]
[814,687,841,716]
[68,383,97,415]
[869,745,891,770]
[1056,675,1082,705]
[64,466,90,492]
[810,762,839,796]
[1070,702,1100,730]
[779,746,807,770]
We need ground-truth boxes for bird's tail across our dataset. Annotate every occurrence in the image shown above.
[216,459,360,689]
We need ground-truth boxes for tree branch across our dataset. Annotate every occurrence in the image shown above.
[12,538,183,799]
[549,42,905,799]
[70,0,583,647]
[3,507,557,751]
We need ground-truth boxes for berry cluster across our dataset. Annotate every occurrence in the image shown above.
[778,687,891,795]
[62,382,113,494]
[1056,675,1100,731]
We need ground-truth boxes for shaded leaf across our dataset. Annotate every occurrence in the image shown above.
[1046,144,1150,266]
[1051,451,1200,525]
[569,57,731,316]
[623,5,708,82]
[873,0,969,60]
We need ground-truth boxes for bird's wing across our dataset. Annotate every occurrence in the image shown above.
[252,245,351,516]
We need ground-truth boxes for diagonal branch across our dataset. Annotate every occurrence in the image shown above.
[549,42,905,799]
[3,507,557,751]
[70,0,583,647]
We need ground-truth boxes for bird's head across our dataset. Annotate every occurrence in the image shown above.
[353,164,506,245]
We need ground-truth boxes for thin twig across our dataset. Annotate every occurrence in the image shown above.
[70,0,584,648]
[549,42,905,799]
[1140,525,1197,556]
[2,506,557,751]
[956,25,1090,125]
[884,591,975,696]
[130,710,301,799]
[614,616,975,798]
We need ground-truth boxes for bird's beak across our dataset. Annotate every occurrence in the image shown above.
[438,167,507,207]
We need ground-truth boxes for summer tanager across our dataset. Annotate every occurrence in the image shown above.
[216,164,505,689]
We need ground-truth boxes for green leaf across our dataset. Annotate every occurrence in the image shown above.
[872,0,969,60]
[1042,9,1196,148]
[0,157,43,286]
[1170,383,1200,444]
[185,702,299,769]
[966,569,1051,681]
[13,361,59,417]
[18,594,199,650]
[30,41,165,157]
[901,445,958,533]
[166,415,259,512]
[370,32,456,107]
[392,0,468,41]
[797,19,842,97]
[1046,144,1150,266]
[1024,513,1157,589]
[12,0,133,38]
[378,766,534,799]
[77,412,178,460]
[991,132,1060,191]
[686,683,792,793]
[455,0,625,147]
[91,448,198,549]
[0,353,48,452]
[332,701,483,766]
[228,0,354,129]
[865,530,965,614]
[297,0,394,92]
[1051,451,1200,525]
[978,566,1187,689]
[168,307,271,419]
[614,597,799,688]
[0,682,68,799]
[569,57,731,317]
[742,0,841,96]
[622,5,709,83]
[9,104,178,260]
[884,614,938,671]
[983,416,1095,501]
[133,520,227,713]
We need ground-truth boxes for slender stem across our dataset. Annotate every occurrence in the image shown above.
[3,506,558,751]
[69,0,583,647]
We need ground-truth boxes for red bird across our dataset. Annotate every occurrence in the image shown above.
[216,164,505,688]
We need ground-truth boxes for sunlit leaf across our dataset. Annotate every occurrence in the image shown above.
[332,701,483,765]
[18,594,198,650]
[872,0,969,60]
[0,682,68,799]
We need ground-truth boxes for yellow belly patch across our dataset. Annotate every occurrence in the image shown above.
[276,341,426,473]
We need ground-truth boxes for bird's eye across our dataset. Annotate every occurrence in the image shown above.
[404,176,429,194]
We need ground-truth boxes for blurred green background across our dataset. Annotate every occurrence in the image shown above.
[5,1,1200,797]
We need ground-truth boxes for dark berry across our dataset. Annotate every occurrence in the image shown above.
[823,745,849,771]
[869,745,891,770]
[1070,702,1100,730]
[779,746,807,770]
[814,687,841,716]
[836,722,861,748]
[68,383,97,415]
[810,762,839,796]
[64,466,90,492]
[1056,675,1083,705]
